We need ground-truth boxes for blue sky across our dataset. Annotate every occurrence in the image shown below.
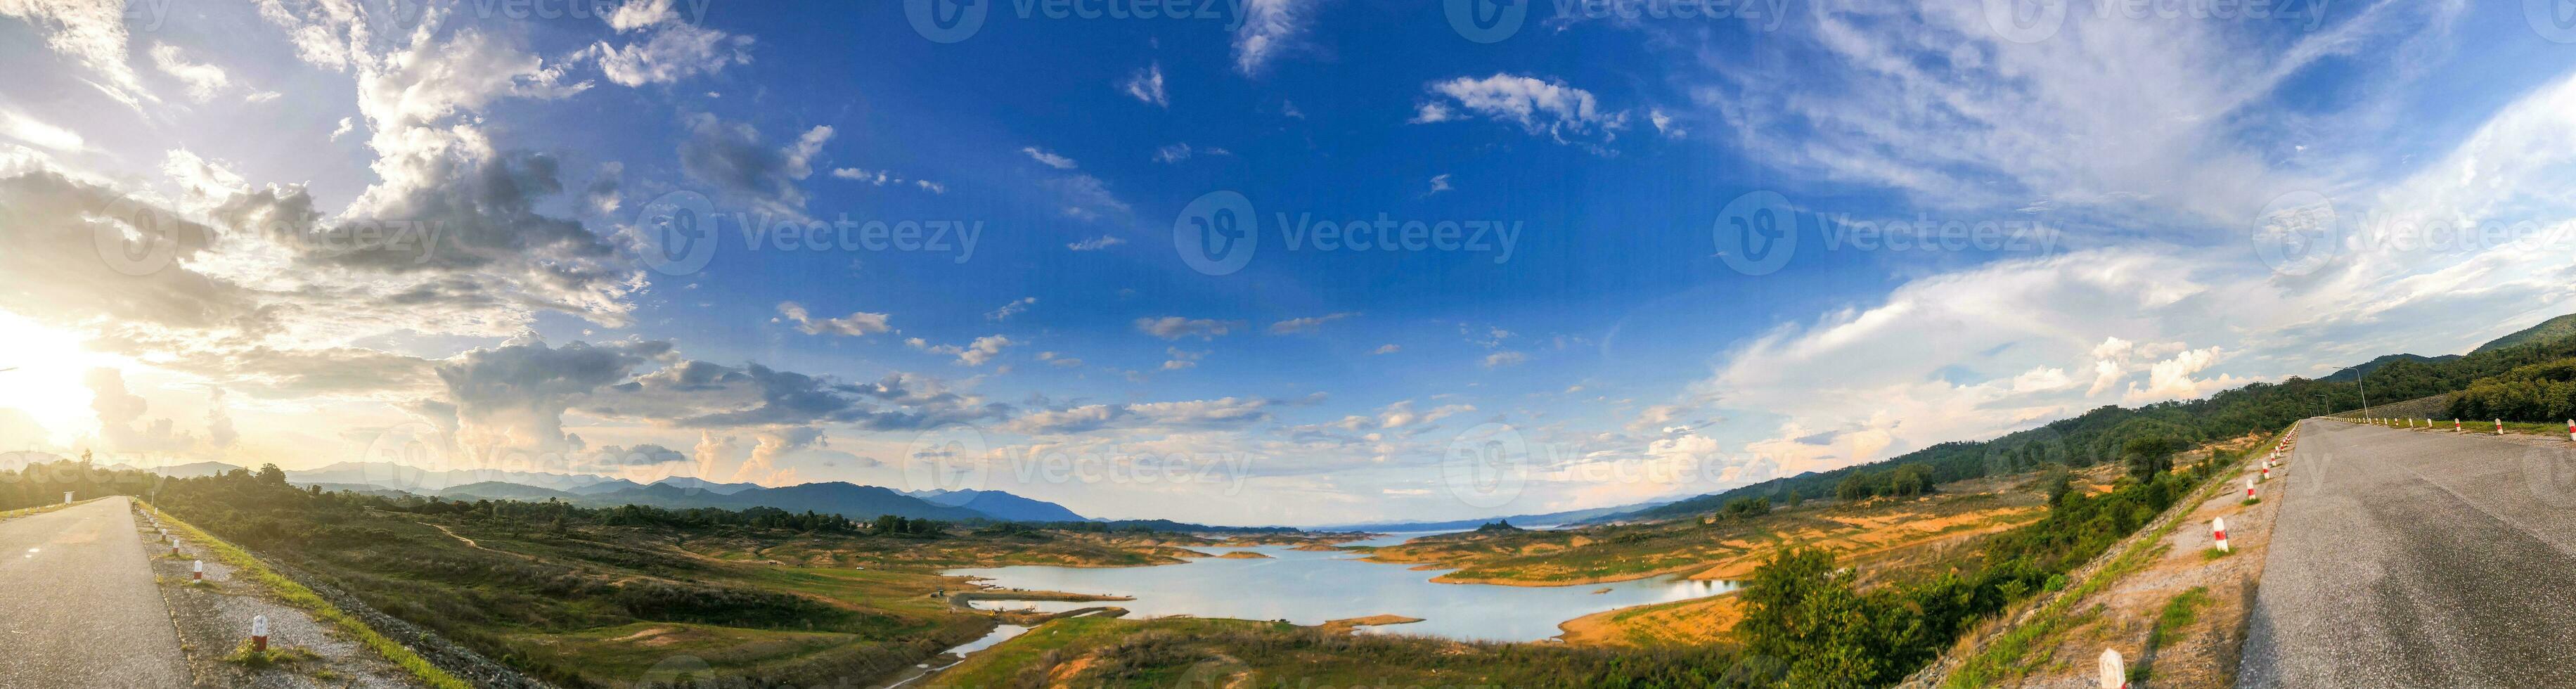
[4,0,2576,524]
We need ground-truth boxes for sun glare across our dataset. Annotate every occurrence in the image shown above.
[0,311,115,449]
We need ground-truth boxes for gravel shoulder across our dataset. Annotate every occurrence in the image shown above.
[136,505,426,688]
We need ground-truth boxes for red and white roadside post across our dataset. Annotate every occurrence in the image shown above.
[2245,477,2259,501]
[2455,418,2463,432]
[2213,517,2231,553]
[191,560,203,581]
[250,614,268,652]
[2261,465,2271,481]
[2100,649,2128,688]
[169,537,180,557]
[2498,419,2506,435]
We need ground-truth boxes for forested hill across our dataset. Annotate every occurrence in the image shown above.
[1636,314,2576,520]
[2471,313,2576,354]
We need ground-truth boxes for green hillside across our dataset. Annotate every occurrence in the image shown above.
[2473,313,2576,354]
[1642,311,2576,520]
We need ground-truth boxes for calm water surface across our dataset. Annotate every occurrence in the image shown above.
[950,539,1734,642]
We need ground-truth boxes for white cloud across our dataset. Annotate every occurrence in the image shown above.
[1371,344,1400,355]
[1482,351,1528,368]
[149,44,231,102]
[1268,313,1356,335]
[1135,316,1245,340]
[831,167,944,193]
[1233,0,1315,77]
[910,335,1016,367]
[1412,74,1628,149]
[1121,62,1168,107]
[1022,146,1078,169]
[778,302,893,337]
[1066,235,1127,251]
[1,0,152,107]
[987,297,1037,321]
[1048,174,1131,221]
[1649,108,1683,139]
[0,109,85,151]
[680,115,830,217]
[584,4,752,86]
[1161,347,1208,371]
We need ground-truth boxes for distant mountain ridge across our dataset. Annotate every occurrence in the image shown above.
[1624,311,2576,523]
[104,461,1089,524]
[1321,501,1680,532]
[2321,353,2462,382]
[904,489,1088,522]
[2472,313,2576,354]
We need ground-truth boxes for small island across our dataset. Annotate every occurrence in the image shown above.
[1476,520,1524,533]
[1214,550,1273,559]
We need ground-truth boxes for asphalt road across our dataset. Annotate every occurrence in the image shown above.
[2240,421,2576,687]
[0,496,190,687]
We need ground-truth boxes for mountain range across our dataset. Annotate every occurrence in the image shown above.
[108,461,1090,524]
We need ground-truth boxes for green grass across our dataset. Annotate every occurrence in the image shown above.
[2200,547,2232,560]
[1940,428,2284,688]
[223,640,316,669]
[141,501,472,689]
[2150,587,2212,647]
[0,498,86,522]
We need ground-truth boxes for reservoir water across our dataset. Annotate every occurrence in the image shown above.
[949,539,1736,642]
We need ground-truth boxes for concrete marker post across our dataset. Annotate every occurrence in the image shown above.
[2213,517,2230,553]
[250,614,268,652]
[2100,648,2127,688]
[2246,477,2258,501]
[191,560,203,581]
[170,536,179,556]
[2498,419,2506,435]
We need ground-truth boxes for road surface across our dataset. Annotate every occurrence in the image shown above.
[0,496,189,687]
[2240,420,2576,687]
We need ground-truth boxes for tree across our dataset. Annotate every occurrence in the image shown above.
[255,463,288,486]
[2120,437,2182,482]
[1834,472,1874,501]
